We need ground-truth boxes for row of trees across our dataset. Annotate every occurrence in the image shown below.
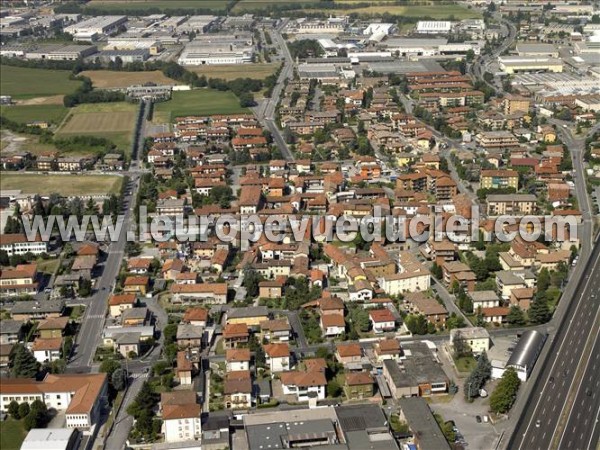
[7,400,50,430]
[63,75,125,107]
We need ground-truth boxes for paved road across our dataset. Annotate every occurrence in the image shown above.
[103,373,147,450]
[506,121,599,450]
[508,236,600,450]
[253,21,295,161]
[67,103,147,369]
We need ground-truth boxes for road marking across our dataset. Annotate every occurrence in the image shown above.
[517,246,600,450]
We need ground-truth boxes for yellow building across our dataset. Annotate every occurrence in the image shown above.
[480,169,519,190]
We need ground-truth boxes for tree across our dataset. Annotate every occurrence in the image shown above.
[431,262,443,280]
[11,344,39,378]
[446,313,466,330]
[112,368,127,391]
[490,368,520,414]
[528,298,551,324]
[18,403,30,419]
[327,379,341,398]
[100,359,121,378]
[163,323,178,346]
[507,306,526,325]
[464,352,492,401]
[405,314,429,335]
[24,400,48,430]
[8,401,20,419]
[242,268,263,299]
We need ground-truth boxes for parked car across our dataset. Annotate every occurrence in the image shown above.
[476,415,482,423]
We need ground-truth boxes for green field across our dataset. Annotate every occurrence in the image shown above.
[56,102,137,151]
[0,174,123,196]
[303,3,481,18]
[88,0,229,11]
[0,419,27,450]
[232,0,318,11]
[155,89,249,121]
[0,104,69,125]
[0,65,82,100]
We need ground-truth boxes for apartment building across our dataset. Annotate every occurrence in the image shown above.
[480,169,519,189]
[486,194,536,216]
[0,233,47,256]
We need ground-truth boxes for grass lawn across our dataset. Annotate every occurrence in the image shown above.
[56,102,137,151]
[0,174,123,196]
[88,0,229,11]
[155,89,249,121]
[81,70,180,89]
[0,104,69,125]
[454,355,477,373]
[36,258,60,274]
[69,305,86,321]
[0,65,81,100]
[0,418,27,450]
[189,63,280,81]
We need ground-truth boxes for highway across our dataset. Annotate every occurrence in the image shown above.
[508,236,600,450]
[506,123,599,450]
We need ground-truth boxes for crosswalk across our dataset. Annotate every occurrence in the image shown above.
[130,372,149,380]
[86,314,105,320]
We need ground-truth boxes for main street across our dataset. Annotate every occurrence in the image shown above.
[254,20,295,161]
[67,103,148,371]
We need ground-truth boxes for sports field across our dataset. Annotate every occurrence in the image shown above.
[154,89,249,122]
[87,0,229,11]
[0,174,123,196]
[80,70,181,88]
[189,63,279,81]
[57,102,137,150]
[0,65,82,100]
[0,104,69,125]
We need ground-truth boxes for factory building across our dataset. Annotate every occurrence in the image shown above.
[64,15,127,41]
[416,21,454,34]
[499,56,564,74]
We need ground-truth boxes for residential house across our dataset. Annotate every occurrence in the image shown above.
[108,294,138,317]
[344,372,374,400]
[320,314,346,337]
[121,307,148,327]
[264,343,291,373]
[31,337,62,363]
[374,338,403,361]
[469,291,501,310]
[510,287,534,311]
[182,308,209,327]
[11,300,65,322]
[222,323,249,349]
[177,324,204,353]
[170,283,228,305]
[258,280,284,299]
[226,306,269,329]
[335,343,362,366]
[280,370,327,402]
[0,320,23,344]
[37,317,69,339]
[404,292,448,327]
[450,327,491,355]
[481,307,510,324]
[369,309,396,334]
[226,348,251,372]
[259,318,291,343]
[161,391,202,444]
[123,276,149,296]
[224,371,253,409]
[176,350,195,385]
[0,263,38,297]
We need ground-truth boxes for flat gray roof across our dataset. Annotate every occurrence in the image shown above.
[399,397,451,450]
[11,300,64,315]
